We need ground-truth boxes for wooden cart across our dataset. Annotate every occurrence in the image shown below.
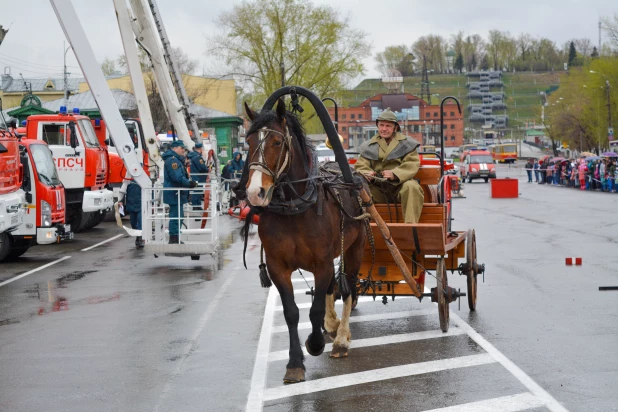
[355,162,484,332]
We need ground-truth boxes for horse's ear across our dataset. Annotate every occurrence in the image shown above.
[244,102,257,121]
[276,99,286,121]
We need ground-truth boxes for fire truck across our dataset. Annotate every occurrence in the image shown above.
[24,107,114,231]
[91,117,161,200]
[8,139,73,259]
[0,119,27,261]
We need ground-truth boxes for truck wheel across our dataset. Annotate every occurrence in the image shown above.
[6,246,30,260]
[0,233,14,262]
[468,177,473,183]
[484,178,489,183]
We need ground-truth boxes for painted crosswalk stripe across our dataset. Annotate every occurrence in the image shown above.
[274,295,412,311]
[268,328,465,362]
[420,392,544,412]
[272,309,436,333]
[263,353,496,402]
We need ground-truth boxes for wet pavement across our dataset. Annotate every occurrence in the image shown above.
[1,165,617,412]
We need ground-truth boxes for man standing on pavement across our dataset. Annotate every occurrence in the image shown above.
[525,159,533,183]
[188,142,209,210]
[163,140,197,244]
[354,108,424,223]
[533,159,540,183]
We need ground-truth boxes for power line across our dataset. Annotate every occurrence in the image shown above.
[0,62,65,77]
[0,52,80,70]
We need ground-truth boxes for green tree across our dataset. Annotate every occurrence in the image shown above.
[375,45,415,77]
[209,0,370,105]
[480,54,489,71]
[568,41,577,66]
[591,46,599,58]
[454,53,464,73]
[100,57,117,76]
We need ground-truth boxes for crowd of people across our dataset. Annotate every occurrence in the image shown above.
[524,157,618,192]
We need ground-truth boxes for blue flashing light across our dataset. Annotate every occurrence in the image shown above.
[94,119,101,126]
[59,106,67,114]
[21,120,26,126]
[72,108,80,114]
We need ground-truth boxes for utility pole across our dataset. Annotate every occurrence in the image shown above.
[420,56,431,105]
[607,80,613,147]
[280,61,285,88]
[63,41,70,107]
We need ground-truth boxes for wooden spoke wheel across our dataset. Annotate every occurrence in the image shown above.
[436,257,449,332]
[466,229,478,311]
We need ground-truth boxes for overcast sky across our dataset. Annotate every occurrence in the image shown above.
[0,0,615,87]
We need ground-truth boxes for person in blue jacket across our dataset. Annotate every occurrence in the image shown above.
[188,142,209,209]
[118,179,144,248]
[230,151,245,178]
[163,140,197,244]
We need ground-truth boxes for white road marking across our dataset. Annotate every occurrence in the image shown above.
[450,313,569,412]
[424,392,543,412]
[154,266,240,412]
[275,295,412,311]
[291,277,314,283]
[272,309,436,333]
[268,328,465,362]
[262,353,496,402]
[81,234,124,251]
[246,287,278,412]
[420,392,544,412]
[0,256,71,288]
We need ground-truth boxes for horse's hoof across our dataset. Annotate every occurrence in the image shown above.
[283,368,305,384]
[305,338,325,357]
[330,345,349,358]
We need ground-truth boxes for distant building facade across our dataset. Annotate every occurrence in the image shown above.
[328,93,464,149]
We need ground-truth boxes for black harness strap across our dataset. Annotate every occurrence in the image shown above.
[412,227,421,253]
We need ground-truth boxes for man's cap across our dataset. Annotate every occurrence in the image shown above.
[171,140,187,148]
[195,142,203,148]
[376,108,401,131]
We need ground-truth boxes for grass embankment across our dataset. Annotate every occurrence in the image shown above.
[338,72,561,130]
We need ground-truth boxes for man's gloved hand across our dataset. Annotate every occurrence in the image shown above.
[189,181,198,188]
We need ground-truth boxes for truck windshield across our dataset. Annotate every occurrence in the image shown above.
[77,119,100,148]
[470,155,494,163]
[30,144,61,186]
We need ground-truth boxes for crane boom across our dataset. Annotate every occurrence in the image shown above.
[147,0,201,141]
[113,0,162,174]
[126,0,194,150]
[49,0,150,189]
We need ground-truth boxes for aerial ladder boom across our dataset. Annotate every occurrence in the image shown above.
[126,0,194,150]
[49,0,150,190]
[147,0,201,141]
[113,0,163,174]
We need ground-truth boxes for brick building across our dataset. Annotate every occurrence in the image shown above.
[328,93,464,150]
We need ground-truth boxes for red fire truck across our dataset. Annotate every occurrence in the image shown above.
[24,107,113,231]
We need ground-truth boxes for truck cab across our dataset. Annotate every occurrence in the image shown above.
[24,107,113,231]
[8,140,73,258]
[460,149,497,183]
[0,121,27,261]
[91,117,157,199]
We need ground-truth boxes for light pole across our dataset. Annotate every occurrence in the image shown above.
[590,70,613,152]
[63,41,72,107]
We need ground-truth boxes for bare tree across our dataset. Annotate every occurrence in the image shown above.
[375,45,415,76]
[100,57,117,76]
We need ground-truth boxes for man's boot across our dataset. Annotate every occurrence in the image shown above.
[135,236,145,249]
[168,235,179,244]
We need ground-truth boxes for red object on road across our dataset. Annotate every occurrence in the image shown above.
[490,178,518,198]
[566,257,582,266]
[228,206,260,224]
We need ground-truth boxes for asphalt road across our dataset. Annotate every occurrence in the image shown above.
[1,164,617,412]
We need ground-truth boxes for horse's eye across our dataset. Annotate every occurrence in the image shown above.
[273,140,282,147]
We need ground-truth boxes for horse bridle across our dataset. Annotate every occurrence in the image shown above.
[249,126,293,181]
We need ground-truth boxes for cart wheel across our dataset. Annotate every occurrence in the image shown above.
[436,257,449,332]
[466,229,478,311]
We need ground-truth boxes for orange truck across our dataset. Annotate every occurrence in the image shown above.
[460,149,497,183]
[24,107,113,231]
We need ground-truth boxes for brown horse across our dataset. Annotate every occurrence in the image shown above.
[243,100,368,383]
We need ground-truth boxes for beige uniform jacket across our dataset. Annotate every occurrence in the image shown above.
[354,132,421,184]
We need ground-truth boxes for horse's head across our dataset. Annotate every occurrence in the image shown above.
[244,99,295,207]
